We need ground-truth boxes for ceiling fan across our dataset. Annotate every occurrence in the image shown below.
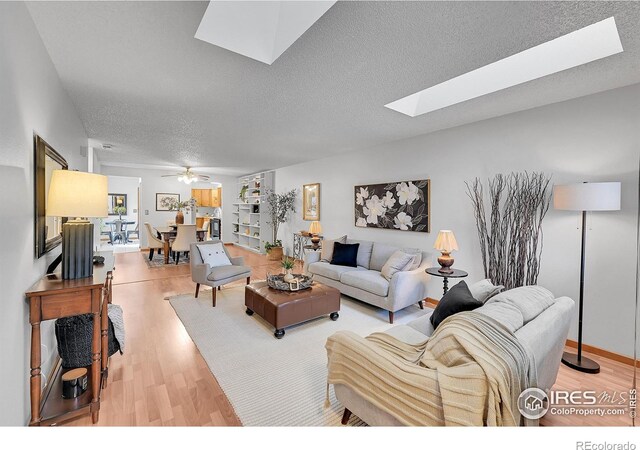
[161,167,210,185]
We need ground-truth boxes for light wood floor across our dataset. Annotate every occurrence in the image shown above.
[64,246,636,426]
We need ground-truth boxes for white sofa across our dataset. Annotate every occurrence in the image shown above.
[303,238,430,323]
[331,286,575,426]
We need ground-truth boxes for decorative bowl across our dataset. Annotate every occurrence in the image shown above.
[266,273,314,291]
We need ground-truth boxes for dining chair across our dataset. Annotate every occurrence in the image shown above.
[172,224,197,264]
[100,223,113,244]
[144,222,165,260]
[112,220,125,243]
[127,223,139,241]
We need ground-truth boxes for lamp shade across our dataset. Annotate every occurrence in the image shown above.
[434,230,458,252]
[553,182,621,211]
[309,221,322,234]
[47,170,108,218]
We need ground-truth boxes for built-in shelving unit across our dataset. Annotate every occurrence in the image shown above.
[231,170,274,253]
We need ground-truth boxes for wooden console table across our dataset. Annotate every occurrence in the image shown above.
[25,251,114,426]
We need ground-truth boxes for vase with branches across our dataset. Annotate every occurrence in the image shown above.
[160,197,194,225]
[465,172,551,290]
[264,188,297,260]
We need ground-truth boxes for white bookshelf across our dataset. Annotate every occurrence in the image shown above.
[231,170,275,253]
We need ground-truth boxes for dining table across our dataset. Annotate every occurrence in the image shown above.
[105,220,136,243]
[155,226,208,264]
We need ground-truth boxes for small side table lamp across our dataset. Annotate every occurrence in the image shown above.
[309,221,322,248]
[434,230,458,274]
[47,170,108,279]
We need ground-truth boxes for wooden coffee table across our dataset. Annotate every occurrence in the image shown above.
[245,280,340,339]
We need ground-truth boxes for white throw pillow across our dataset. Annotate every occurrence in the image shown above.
[468,279,504,303]
[381,251,415,281]
[320,235,347,262]
[197,243,231,267]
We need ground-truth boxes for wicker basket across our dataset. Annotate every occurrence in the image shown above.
[266,273,314,291]
[55,314,120,368]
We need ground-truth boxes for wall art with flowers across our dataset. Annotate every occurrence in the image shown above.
[354,180,430,232]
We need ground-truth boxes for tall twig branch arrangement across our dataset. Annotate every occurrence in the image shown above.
[465,172,552,290]
[265,188,297,243]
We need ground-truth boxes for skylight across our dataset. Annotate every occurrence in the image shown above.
[195,1,336,65]
[385,17,623,117]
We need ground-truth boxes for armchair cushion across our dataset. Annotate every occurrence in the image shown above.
[207,265,250,282]
[197,242,231,267]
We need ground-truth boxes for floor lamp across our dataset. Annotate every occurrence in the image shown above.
[553,181,621,373]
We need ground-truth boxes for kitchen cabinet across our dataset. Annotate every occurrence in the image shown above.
[191,188,221,207]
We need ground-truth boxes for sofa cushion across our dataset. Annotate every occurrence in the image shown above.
[406,313,435,337]
[476,301,524,333]
[384,325,429,346]
[369,243,401,272]
[320,235,347,262]
[331,242,360,267]
[346,239,374,269]
[430,281,482,329]
[207,265,250,282]
[307,261,364,281]
[340,270,390,297]
[401,248,423,270]
[380,250,414,281]
[485,285,555,324]
[468,279,504,303]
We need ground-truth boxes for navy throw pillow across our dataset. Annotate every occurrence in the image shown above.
[430,280,482,329]
[330,242,360,267]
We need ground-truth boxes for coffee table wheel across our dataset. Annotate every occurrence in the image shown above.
[274,329,285,339]
[330,312,339,321]
[245,308,254,316]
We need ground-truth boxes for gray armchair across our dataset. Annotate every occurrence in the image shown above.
[190,240,252,307]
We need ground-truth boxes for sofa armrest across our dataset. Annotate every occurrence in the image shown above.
[303,251,321,273]
[192,263,211,284]
[388,266,429,311]
[230,256,245,266]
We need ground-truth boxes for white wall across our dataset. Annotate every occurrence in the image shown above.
[99,166,237,246]
[106,175,141,229]
[0,3,88,425]
[276,83,640,358]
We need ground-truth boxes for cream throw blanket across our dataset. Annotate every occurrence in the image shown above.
[325,311,536,426]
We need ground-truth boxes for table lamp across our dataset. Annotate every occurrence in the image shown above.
[47,170,108,279]
[553,181,621,374]
[309,221,322,247]
[434,230,458,274]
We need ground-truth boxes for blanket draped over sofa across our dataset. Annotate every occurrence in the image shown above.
[325,311,537,426]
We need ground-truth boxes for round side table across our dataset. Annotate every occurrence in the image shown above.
[425,267,468,296]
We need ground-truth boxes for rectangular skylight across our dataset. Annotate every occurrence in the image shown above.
[385,17,623,117]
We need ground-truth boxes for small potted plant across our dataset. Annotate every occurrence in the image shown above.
[281,256,295,282]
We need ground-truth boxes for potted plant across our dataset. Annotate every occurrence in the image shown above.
[264,240,283,261]
[160,197,192,224]
[239,184,249,203]
[281,256,295,282]
[265,188,297,261]
[113,205,127,220]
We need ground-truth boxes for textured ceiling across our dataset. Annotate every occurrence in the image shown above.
[27,1,640,175]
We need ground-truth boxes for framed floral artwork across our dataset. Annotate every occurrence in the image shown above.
[354,180,430,232]
[303,183,320,220]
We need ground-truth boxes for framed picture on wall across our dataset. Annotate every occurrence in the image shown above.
[108,193,127,215]
[156,193,180,211]
[354,179,430,232]
[303,183,320,220]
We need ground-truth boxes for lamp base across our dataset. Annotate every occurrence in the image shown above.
[561,351,600,374]
[437,252,454,274]
[61,220,94,280]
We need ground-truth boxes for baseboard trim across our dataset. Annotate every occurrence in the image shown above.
[422,297,638,368]
[565,339,639,368]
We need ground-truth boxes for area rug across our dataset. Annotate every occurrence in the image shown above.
[144,251,190,268]
[168,286,428,426]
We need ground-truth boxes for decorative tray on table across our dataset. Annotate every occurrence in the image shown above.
[266,274,314,291]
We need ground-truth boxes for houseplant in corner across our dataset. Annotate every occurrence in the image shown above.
[265,188,297,261]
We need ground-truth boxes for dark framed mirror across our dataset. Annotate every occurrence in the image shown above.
[34,133,68,258]
[108,193,127,215]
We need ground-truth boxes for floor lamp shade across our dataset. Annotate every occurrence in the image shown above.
[47,170,108,279]
[553,181,621,374]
